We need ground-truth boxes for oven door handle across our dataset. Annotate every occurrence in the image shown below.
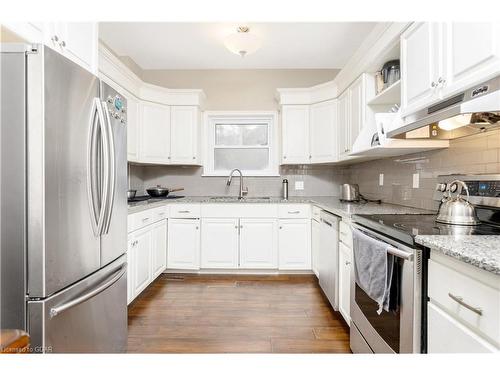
[387,246,413,261]
[352,223,416,256]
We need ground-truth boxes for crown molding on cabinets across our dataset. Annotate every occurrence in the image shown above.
[276,80,338,106]
[98,42,206,108]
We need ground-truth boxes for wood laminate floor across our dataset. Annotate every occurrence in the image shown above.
[127,274,351,353]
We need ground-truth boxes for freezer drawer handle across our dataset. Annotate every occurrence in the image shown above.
[49,263,127,318]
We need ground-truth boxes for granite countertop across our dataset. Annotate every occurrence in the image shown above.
[128,195,431,217]
[415,235,500,275]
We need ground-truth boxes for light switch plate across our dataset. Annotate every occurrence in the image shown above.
[413,173,419,189]
[379,173,384,186]
[295,181,304,190]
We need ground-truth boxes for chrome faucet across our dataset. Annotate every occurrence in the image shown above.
[226,168,248,199]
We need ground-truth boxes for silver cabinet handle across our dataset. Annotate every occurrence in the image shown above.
[279,226,283,229]
[448,293,483,316]
[51,35,59,43]
[192,156,196,159]
[437,77,446,85]
[60,40,66,47]
[431,81,438,88]
[195,226,199,230]
[178,210,190,213]
[288,211,300,214]
[345,261,351,266]
[142,217,150,222]
[283,156,287,159]
[50,263,127,318]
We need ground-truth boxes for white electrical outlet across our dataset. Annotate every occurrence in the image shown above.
[295,181,304,190]
[413,173,419,189]
[379,173,384,186]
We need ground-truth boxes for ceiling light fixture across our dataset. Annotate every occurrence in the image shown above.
[224,26,261,57]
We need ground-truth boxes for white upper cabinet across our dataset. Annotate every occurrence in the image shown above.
[201,218,239,269]
[167,219,200,270]
[401,22,442,117]
[126,95,140,162]
[442,22,500,97]
[278,219,311,270]
[348,76,364,151]
[139,102,171,164]
[401,22,500,118]
[170,106,200,165]
[239,219,278,269]
[281,105,310,164]
[45,22,98,74]
[337,91,350,159]
[310,100,338,163]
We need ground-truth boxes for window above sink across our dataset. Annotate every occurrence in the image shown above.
[202,111,279,177]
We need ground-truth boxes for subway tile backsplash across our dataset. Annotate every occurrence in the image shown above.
[128,129,500,211]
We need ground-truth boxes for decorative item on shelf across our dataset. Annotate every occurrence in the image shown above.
[224,26,262,57]
[380,59,400,90]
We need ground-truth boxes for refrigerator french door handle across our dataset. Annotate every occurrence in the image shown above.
[86,99,100,237]
[101,102,116,235]
[95,100,110,236]
[49,262,127,318]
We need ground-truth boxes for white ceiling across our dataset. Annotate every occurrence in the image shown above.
[99,22,378,70]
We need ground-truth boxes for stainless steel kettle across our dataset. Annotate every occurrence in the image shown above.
[436,180,480,226]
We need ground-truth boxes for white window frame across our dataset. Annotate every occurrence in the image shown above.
[202,111,279,177]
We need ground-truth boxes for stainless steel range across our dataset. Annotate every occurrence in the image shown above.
[350,174,500,354]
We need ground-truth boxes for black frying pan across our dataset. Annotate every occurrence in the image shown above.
[146,185,184,198]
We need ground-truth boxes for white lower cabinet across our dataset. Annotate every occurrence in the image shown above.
[428,302,497,353]
[151,220,167,279]
[239,219,278,269]
[127,218,168,305]
[278,219,311,270]
[311,219,321,277]
[201,218,239,269]
[129,226,153,300]
[338,241,352,325]
[167,219,200,270]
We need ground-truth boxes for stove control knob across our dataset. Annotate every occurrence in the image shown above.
[436,183,447,192]
[449,182,458,193]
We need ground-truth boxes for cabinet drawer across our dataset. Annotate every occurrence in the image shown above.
[152,205,169,221]
[278,204,311,219]
[428,258,500,346]
[339,221,353,248]
[128,209,155,233]
[169,203,201,218]
[312,206,322,222]
[428,302,497,353]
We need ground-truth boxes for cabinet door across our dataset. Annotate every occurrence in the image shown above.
[348,77,364,153]
[338,242,352,326]
[278,219,311,270]
[127,235,135,305]
[170,106,199,164]
[132,226,153,297]
[337,91,350,159]
[443,22,500,97]
[201,218,239,269]
[139,102,171,164]
[127,95,140,162]
[401,22,442,116]
[151,220,167,279]
[239,219,278,269]
[53,22,98,73]
[428,302,497,353]
[281,105,310,164]
[167,219,200,270]
[311,219,321,277]
[310,100,337,163]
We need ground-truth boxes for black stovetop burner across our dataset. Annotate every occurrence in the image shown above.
[353,213,500,247]
[128,195,185,203]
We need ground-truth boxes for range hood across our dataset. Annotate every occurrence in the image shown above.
[388,75,500,139]
[350,112,449,158]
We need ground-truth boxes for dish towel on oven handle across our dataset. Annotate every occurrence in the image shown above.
[352,228,395,314]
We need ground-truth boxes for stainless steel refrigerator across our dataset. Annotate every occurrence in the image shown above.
[1,44,128,352]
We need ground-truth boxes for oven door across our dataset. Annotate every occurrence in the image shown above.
[350,224,422,354]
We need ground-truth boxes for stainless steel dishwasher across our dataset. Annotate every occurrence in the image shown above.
[318,211,340,310]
